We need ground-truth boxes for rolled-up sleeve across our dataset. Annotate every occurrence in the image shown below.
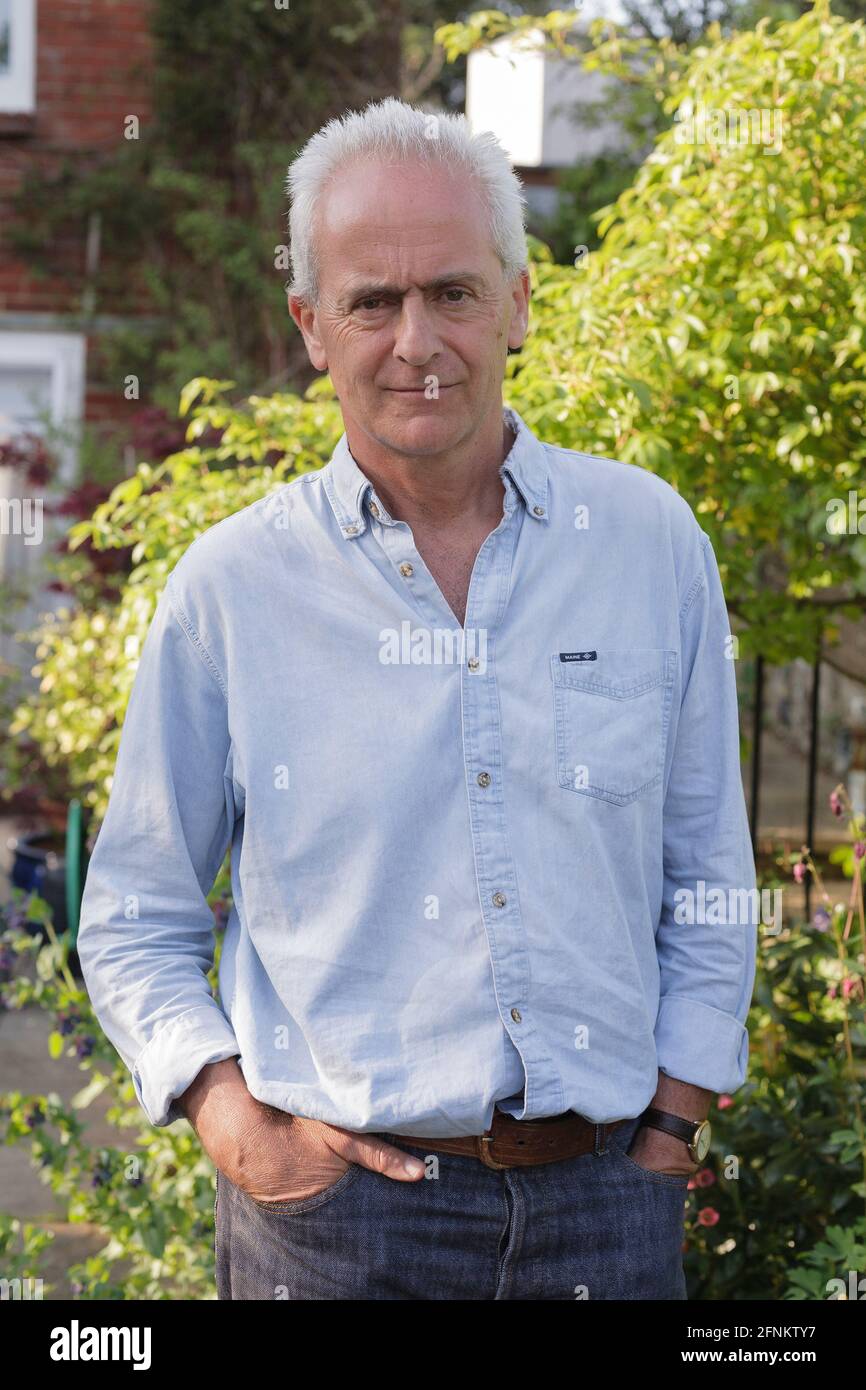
[77,572,240,1127]
[654,530,758,1095]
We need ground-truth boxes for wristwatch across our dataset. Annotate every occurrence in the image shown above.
[638,1106,711,1163]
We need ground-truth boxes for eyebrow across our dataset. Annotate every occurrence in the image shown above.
[339,271,487,307]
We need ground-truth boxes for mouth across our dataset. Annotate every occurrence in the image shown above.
[385,384,459,394]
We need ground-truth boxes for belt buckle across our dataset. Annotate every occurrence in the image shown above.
[476,1133,512,1170]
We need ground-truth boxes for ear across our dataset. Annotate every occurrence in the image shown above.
[507,269,531,351]
[287,293,328,372]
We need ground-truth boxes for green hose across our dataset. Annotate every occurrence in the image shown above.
[65,799,83,946]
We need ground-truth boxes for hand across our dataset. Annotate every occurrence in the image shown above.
[228,1112,429,1204]
[179,1059,426,1203]
[626,1123,700,1179]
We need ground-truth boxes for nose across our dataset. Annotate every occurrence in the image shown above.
[392,292,440,368]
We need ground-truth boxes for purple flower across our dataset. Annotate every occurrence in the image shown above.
[830,791,843,818]
[813,907,831,931]
[91,1158,112,1188]
[854,842,865,861]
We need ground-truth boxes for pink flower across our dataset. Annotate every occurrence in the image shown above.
[854,842,865,861]
[842,976,857,999]
[717,1094,733,1110]
[828,984,837,999]
[830,791,843,818]
[793,862,806,883]
[697,1207,720,1227]
[696,1167,716,1187]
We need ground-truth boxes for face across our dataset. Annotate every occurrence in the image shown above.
[288,159,530,461]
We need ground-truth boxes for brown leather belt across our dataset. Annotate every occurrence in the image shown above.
[394,1109,629,1171]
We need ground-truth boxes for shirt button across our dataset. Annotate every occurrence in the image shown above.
[468,656,480,671]
[344,524,359,536]
[368,501,380,518]
[492,891,507,908]
[477,771,491,787]
[399,562,414,577]
[510,1007,522,1023]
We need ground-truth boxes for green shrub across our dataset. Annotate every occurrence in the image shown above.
[0,885,230,1299]
[2,1,865,1299]
[683,787,866,1300]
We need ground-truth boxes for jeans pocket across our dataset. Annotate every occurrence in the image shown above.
[246,1162,362,1215]
[551,649,676,805]
[614,1144,693,1187]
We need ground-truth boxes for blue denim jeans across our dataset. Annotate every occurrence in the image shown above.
[214,1114,690,1300]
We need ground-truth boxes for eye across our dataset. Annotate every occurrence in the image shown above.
[357,297,388,312]
[441,288,470,304]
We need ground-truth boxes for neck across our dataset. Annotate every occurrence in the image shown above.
[343,410,515,532]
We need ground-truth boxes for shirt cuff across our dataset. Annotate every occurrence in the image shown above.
[131,1004,241,1128]
[654,995,749,1095]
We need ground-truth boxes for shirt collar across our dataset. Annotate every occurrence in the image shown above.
[322,404,550,539]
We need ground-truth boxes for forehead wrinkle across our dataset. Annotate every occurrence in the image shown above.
[320,163,487,236]
[322,192,481,252]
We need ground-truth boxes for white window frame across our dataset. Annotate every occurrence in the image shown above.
[0,0,36,114]
[0,329,86,482]
[0,328,86,682]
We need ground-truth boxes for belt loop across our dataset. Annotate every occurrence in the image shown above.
[594,1123,607,1156]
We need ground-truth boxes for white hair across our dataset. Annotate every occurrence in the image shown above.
[285,96,529,305]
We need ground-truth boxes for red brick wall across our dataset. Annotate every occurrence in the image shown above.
[0,1,156,430]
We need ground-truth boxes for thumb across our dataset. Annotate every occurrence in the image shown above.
[323,1125,427,1182]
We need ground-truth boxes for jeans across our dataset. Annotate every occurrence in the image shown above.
[214,1114,690,1300]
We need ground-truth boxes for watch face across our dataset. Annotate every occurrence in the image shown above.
[693,1121,711,1163]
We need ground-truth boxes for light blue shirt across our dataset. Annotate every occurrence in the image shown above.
[77,405,757,1136]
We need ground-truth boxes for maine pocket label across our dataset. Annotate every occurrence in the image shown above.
[559,651,597,662]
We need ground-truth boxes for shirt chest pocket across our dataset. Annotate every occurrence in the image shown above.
[550,649,677,806]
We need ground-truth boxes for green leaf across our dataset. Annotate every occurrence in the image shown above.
[620,376,653,412]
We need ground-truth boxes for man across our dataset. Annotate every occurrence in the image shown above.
[77,97,757,1301]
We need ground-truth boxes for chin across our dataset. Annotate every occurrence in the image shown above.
[378,400,466,456]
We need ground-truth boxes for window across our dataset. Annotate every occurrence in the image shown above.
[0,330,86,683]
[0,0,36,114]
